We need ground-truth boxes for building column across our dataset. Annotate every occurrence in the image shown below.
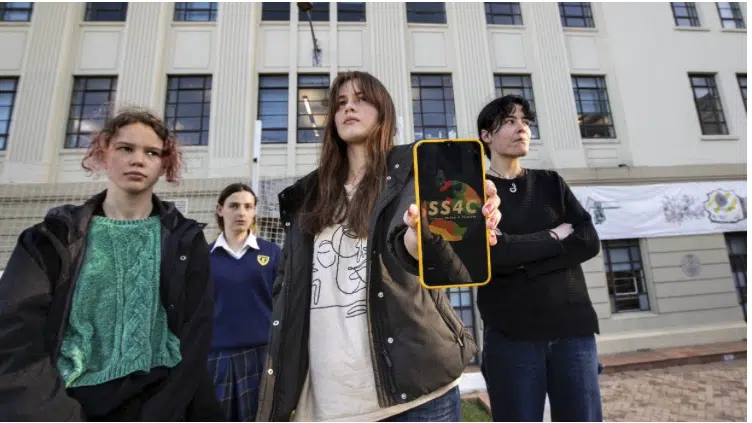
[368,2,412,145]
[115,2,170,111]
[207,3,258,178]
[3,3,79,183]
[528,2,587,169]
[447,2,496,140]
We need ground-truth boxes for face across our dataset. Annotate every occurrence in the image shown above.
[217,191,256,234]
[334,80,379,144]
[481,104,532,159]
[105,123,165,195]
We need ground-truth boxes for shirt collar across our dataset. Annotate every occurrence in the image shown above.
[211,232,260,255]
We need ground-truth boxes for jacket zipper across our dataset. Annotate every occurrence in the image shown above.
[435,295,465,347]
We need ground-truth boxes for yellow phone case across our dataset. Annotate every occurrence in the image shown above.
[412,138,492,290]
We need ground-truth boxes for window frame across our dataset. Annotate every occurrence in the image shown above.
[602,239,651,314]
[411,73,457,142]
[724,231,747,321]
[716,2,745,29]
[173,2,218,22]
[261,2,290,21]
[337,2,366,22]
[258,74,290,144]
[737,73,746,110]
[0,76,19,151]
[671,2,701,27]
[571,75,617,139]
[0,2,33,22]
[484,2,523,25]
[296,74,330,144]
[406,2,447,24]
[559,2,595,28]
[688,73,729,136]
[164,74,213,146]
[84,2,128,22]
[494,74,540,139]
[64,76,118,149]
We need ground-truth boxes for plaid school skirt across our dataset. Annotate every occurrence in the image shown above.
[207,345,268,422]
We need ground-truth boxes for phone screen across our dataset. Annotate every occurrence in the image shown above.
[414,140,491,289]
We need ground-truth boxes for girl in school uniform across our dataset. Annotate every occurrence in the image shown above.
[208,183,281,422]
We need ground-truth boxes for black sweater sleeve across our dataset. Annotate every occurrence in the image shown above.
[490,230,566,274]
[522,175,601,278]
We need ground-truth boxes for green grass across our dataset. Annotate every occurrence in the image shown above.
[461,399,491,422]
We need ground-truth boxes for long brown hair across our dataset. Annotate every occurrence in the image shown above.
[300,71,397,238]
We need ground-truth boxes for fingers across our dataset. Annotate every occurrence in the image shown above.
[486,209,501,230]
[403,204,420,229]
[488,229,498,246]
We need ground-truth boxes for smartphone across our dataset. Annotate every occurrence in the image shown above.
[412,138,491,290]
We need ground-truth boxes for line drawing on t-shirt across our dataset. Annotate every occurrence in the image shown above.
[311,225,368,318]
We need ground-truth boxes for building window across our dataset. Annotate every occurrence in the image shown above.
[261,2,289,21]
[411,74,456,141]
[406,2,446,24]
[174,2,217,22]
[297,74,329,144]
[0,77,18,151]
[495,74,539,139]
[571,75,616,139]
[559,2,594,28]
[338,2,365,22]
[445,287,478,363]
[84,2,128,22]
[485,2,523,25]
[603,239,650,314]
[738,73,746,110]
[671,2,700,27]
[716,2,745,29]
[0,2,33,21]
[725,232,747,320]
[258,75,289,144]
[165,75,212,146]
[299,2,329,22]
[65,76,117,149]
[688,73,728,136]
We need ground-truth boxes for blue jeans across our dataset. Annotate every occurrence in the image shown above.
[381,386,461,422]
[481,328,603,422]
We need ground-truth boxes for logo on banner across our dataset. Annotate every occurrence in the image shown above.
[584,197,620,225]
[704,189,746,224]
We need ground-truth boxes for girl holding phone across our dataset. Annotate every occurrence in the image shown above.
[256,71,502,422]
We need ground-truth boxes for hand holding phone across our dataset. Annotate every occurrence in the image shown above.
[407,139,501,290]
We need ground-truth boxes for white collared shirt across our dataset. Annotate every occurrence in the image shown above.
[211,232,260,260]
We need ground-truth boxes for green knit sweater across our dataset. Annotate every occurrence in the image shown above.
[56,215,182,388]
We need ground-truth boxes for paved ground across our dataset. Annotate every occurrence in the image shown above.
[600,359,747,422]
[470,359,747,422]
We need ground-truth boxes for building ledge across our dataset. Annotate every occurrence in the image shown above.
[559,163,746,186]
[701,135,740,142]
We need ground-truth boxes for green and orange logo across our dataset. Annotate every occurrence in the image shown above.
[422,180,483,242]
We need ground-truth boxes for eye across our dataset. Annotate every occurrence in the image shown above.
[117,146,132,152]
[147,150,162,157]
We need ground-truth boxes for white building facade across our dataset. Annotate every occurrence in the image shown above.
[0,1,747,355]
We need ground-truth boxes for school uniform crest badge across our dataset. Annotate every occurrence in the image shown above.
[257,255,270,266]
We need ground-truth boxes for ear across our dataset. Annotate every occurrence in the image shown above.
[215,204,223,219]
[480,129,490,144]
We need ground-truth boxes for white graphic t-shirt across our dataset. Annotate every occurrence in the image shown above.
[293,220,459,422]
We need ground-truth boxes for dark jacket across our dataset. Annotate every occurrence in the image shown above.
[0,190,224,421]
[256,144,478,422]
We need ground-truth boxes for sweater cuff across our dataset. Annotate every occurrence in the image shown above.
[387,224,420,276]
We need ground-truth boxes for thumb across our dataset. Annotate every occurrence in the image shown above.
[404,204,420,228]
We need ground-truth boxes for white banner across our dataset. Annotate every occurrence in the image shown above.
[570,180,747,240]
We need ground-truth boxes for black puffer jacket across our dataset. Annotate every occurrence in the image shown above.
[0,190,224,421]
[256,144,478,421]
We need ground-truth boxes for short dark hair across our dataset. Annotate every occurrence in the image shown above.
[477,95,536,158]
[216,183,258,233]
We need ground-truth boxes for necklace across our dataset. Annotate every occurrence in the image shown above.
[488,167,523,193]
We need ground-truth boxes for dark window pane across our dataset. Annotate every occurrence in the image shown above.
[261,2,290,21]
[338,2,365,22]
[406,2,446,24]
[84,2,128,21]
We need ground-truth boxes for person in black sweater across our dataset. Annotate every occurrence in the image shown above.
[477,95,603,422]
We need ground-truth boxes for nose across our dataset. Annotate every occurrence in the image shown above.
[129,150,146,166]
